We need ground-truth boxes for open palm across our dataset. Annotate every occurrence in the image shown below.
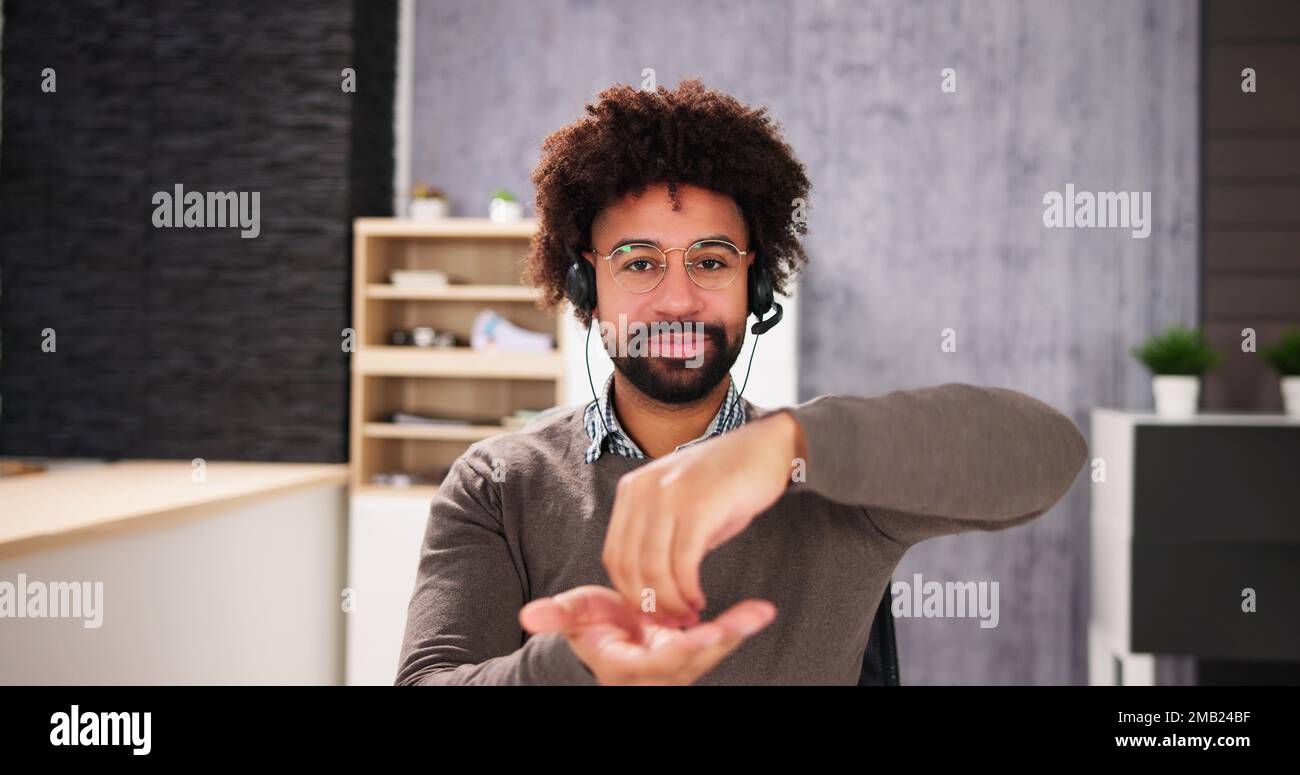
[520,585,775,685]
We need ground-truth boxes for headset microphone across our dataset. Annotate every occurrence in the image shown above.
[750,301,783,336]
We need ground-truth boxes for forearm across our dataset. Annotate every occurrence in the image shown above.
[398,632,597,686]
[780,382,1088,528]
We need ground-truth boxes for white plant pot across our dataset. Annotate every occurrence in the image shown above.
[1151,375,1200,418]
[1281,376,1300,418]
[489,198,524,223]
[409,198,448,221]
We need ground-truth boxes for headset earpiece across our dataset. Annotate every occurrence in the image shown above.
[565,246,597,315]
[747,261,772,319]
[747,261,783,336]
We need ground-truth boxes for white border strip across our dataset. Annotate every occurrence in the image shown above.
[392,0,415,216]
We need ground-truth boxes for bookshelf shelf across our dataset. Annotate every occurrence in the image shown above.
[362,422,512,442]
[355,347,563,379]
[365,284,541,301]
[354,217,538,239]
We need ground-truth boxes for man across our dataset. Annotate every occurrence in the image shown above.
[395,79,1088,686]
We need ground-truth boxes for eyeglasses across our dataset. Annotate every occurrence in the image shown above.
[592,239,748,294]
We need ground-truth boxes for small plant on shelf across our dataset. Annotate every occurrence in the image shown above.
[1260,326,1300,418]
[488,188,523,223]
[1131,324,1220,418]
[409,182,448,220]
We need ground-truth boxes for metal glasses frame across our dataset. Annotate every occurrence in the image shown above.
[591,239,749,293]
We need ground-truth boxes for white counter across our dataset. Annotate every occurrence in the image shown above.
[0,460,350,684]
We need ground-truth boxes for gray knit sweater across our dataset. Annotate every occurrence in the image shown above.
[396,382,1089,685]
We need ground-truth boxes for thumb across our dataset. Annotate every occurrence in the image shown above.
[518,597,569,634]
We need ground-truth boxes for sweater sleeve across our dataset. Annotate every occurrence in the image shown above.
[394,449,599,686]
[779,382,1088,550]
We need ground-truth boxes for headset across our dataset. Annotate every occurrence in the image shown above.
[566,245,784,443]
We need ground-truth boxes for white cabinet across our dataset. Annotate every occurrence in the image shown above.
[345,492,432,685]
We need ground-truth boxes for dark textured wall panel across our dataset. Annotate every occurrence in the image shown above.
[1201,0,1300,411]
[0,0,395,461]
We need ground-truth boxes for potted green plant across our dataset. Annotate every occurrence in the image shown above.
[488,188,523,223]
[1131,324,1221,418]
[409,182,448,220]
[1260,326,1300,418]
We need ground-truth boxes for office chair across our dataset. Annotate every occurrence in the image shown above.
[857,581,900,685]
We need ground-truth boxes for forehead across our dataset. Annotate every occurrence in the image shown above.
[592,183,746,243]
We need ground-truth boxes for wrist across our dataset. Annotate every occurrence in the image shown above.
[770,409,808,465]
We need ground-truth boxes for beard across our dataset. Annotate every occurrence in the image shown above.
[609,321,745,405]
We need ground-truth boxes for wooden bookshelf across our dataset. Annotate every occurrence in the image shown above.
[349,217,566,496]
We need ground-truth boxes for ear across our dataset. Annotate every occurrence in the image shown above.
[580,249,596,267]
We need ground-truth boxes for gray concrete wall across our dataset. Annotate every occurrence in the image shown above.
[409,0,1200,684]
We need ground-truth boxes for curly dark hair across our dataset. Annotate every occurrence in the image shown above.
[523,78,812,328]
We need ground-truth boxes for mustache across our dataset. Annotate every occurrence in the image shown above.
[645,322,726,338]
[599,320,728,342]
[647,323,725,354]
[600,322,727,365]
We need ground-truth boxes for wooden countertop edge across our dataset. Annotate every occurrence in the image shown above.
[0,464,349,561]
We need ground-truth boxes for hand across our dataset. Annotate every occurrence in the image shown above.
[602,410,808,626]
[519,585,776,685]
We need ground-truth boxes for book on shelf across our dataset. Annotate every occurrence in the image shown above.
[389,269,449,287]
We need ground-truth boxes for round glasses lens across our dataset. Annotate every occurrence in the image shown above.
[686,241,742,289]
[610,244,666,292]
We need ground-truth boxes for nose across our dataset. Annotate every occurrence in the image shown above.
[649,252,704,320]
